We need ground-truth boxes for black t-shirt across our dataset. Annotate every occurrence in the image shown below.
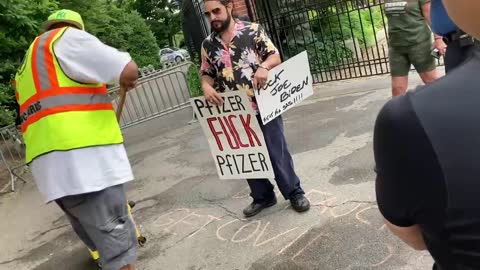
[374,51,480,270]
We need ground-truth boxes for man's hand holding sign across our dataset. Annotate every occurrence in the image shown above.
[202,74,224,106]
[255,51,314,125]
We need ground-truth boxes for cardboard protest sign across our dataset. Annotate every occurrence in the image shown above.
[191,91,275,180]
[256,51,314,125]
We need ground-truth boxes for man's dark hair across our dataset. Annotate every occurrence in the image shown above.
[203,0,237,18]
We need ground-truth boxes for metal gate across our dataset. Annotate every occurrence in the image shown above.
[182,0,211,62]
[245,0,390,83]
[0,124,27,192]
[109,63,193,129]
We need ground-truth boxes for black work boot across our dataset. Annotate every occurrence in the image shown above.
[243,197,277,217]
[290,194,310,213]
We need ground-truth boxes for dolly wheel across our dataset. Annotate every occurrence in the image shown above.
[128,201,136,208]
[138,236,147,247]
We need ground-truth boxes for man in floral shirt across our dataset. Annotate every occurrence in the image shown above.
[200,0,310,217]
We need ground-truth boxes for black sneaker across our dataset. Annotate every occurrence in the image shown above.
[290,194,310,213]
[243,197,277,217]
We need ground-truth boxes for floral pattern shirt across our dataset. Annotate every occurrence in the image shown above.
[200,20,279,111]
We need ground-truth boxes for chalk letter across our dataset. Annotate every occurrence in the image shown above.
[254,222,298,247]
[231,220,261,243]
[216,219,242,241]
[188,215,222,239]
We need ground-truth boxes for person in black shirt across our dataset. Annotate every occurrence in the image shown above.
[374,1,480,269]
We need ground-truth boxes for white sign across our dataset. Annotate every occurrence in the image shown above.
[191,91,275,180]
[256,51,314,125]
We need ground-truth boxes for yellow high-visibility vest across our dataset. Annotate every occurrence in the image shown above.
[14,27,123,164]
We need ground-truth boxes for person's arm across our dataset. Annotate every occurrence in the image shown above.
[54,28,137,88]
[119,61,138,91]
[200,43,223,105]
[258,54,281,72]
[253,24,281,90]
[421,0,447,54]
[374,96,428,251]
[384,220,427,250]
[422,1,433,25]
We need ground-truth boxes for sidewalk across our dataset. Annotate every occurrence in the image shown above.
[0,72,437,270]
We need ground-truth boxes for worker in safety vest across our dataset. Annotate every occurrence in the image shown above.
[14,9,138,270]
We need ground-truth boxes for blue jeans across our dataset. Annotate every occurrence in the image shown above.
[247,115,305,202]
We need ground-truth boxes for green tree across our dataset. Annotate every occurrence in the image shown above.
[133,0,182,48]
[0,0,58,127]
[59,0,112,35]
[0,0,58,82]
[107,7,161,68]
[0,0,161,127]
[58,0,160,67]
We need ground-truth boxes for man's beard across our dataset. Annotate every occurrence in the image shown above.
[211,14,232,34]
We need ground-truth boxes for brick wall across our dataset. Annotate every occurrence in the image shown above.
[233,0,250,20]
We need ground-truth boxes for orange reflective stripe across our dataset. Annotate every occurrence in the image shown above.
[20,85,108,113]
[31,28,62,92]
[21,103,114,133]
[43,28,62,89]
[31,36,42,91]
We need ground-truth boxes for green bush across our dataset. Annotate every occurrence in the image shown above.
[0,0,162,127]
[282,2,386,70]
[307,40,353,70]
[186,64,203,98]
[343,6,385,48]
[309,4,384,47]
[0,0,58,127]
[0,82,16,127]
[0,106,15,127]
[60,0,160,68]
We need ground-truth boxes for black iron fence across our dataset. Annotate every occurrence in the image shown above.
[246,0,390,83]
[182,0,210,63]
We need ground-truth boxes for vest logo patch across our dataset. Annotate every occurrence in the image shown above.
[21,101,42,124]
